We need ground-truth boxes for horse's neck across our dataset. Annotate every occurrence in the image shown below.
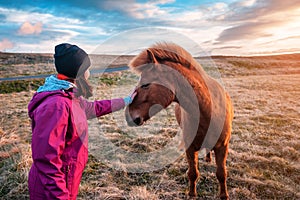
[172,65,210,110]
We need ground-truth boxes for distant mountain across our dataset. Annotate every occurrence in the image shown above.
[0,52,53,65]
[0,52,136,68]
[209,53,300,60]
[1,52,300,67]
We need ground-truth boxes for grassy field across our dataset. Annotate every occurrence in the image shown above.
[0,53,299,199]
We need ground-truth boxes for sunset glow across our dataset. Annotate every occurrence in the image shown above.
[0,0,299,55]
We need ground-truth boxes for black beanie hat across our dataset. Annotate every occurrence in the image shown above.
[54,43,91,79]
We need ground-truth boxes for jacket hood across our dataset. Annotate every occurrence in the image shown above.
[37,75,76,93]
[28,90,74,119]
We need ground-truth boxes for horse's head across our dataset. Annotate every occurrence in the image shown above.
[125,49,176,126]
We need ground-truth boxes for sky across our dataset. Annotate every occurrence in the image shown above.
[0,0,300,56]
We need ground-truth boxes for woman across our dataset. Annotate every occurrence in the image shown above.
[28,43,135,199]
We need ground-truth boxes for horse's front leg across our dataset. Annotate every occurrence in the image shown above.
[214,144,229,200]
[186,148,199,197]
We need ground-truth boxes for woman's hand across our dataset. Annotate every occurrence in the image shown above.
[124,89,137,106]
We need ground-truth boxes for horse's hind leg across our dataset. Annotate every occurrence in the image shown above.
[214,145,229,200]
[205,149,212,162]
[186,148,199,197]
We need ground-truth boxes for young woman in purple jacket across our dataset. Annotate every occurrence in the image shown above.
[28,43,135,200]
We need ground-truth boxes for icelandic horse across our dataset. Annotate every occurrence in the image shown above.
[125,42,233,199]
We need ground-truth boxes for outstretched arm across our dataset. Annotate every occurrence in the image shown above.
[82,91,136,119]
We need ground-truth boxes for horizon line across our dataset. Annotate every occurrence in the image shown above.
[1,51,300,58]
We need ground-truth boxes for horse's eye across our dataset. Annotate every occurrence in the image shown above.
[141,83,151,89]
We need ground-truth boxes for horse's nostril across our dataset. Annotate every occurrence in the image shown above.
[133,117,141,125]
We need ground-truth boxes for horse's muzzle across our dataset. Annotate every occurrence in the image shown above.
[126,116,144,126]
[125,107,144,126]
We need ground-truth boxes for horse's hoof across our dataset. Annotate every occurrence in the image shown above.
[188,191,197,197]
[185,189,197,198]
[187,195,197,199]
[220,193,229,200]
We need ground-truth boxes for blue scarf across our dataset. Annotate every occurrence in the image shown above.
[37,75,76,92]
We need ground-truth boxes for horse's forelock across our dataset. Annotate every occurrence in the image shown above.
[129,49,149,73]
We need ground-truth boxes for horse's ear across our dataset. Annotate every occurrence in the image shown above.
[147,49,158,64]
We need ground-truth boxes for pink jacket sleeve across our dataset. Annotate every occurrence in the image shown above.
[80,97,125,119]
[31,103,69,199]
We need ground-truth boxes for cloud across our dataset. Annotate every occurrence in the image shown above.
[219,0,300,22]
[18,21,43,35]
[213,46,242,50]
[0,39,14,51]
[208,2,228,11]
[238,0,257,7]
[0,0,299,55]
[91,27,204,56]
[215,21,283,43]
[260,35,300,45]
[0,7,82,25]
[212,0,300,44]
[100,0,174,19]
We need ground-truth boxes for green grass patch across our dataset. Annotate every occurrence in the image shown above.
[228,60,265,69]
[90,75,121,86]
[0,79,44,94]
[0,75,121,94]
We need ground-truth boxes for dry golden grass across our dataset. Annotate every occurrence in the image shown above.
[0,54,299,199]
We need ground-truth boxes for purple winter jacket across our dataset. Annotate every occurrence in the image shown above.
[28,90,125,200]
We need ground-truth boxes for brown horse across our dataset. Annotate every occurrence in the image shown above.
[125,42,233,199]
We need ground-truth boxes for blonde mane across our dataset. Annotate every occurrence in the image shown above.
[129,42,202,72]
